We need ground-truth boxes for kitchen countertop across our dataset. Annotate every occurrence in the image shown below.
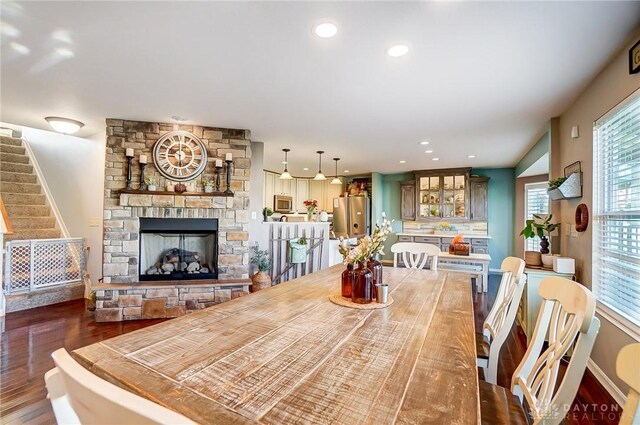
[396,232,492,239]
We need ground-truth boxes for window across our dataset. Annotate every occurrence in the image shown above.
[593,89,640,329]
[524,182,550,252]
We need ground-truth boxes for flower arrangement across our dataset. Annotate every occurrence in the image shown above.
[339,213,394,265]
[144,177,157,186]
[202,178,215,188]
[304,199,318,220]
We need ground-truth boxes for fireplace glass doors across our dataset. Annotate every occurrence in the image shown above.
[139,218,218,281]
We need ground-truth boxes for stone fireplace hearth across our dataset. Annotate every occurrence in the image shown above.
[95,119,252,321]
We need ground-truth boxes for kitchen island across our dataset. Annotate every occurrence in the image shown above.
[73,265,480,424]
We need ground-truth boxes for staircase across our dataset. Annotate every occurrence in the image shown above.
[0,135,61,242]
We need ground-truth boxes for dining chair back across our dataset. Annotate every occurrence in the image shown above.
[46,348,197,425]
[477,256,526,384]
[617,343,640,425]
[511,277,600,424]
[391,242,440,270]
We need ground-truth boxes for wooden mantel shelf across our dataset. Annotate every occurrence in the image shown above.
[119,189,233,197]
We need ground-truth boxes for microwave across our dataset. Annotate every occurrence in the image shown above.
[274,195,293,213]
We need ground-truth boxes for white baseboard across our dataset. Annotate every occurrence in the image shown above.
[587,358,626,407]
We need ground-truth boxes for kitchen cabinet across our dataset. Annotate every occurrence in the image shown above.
[518,268,575,342]
[309,180,325,211]
[400,181,416,220]
[415,168,470,221]
[469,176,489,221]
[295,179,309,212]
[398,234,490,257]
[325,182,344,213]
[264,171,276,209]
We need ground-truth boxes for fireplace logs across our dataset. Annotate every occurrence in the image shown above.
[145,248,211,275]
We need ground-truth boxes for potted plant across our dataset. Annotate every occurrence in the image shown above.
[250,246,271,292]
[203,178,215,193]
[520,214,559,265]
[145,178,157,191]
[303,199,318,221]
[262,207,274,222]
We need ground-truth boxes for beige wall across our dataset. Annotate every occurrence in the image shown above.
[552,29,640,396]
[514,174,549,258]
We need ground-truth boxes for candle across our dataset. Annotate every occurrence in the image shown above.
[225,153,233,161]
[215,159,223,167]
[139,154,147,164]
[126,148,134,157]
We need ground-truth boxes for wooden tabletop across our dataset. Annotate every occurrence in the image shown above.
[73,265,480,424]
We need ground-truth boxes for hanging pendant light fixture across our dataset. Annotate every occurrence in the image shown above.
[314,151,326,180]
[330,158,342,185]
[279,148,293,180]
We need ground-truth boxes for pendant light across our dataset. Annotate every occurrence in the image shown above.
[279,148,293,180]
[330,158,342,185]
[314,151,326,181]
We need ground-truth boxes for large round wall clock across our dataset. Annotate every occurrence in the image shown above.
[152,131,208,182]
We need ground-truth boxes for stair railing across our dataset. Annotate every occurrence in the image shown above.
[20,136,70,237]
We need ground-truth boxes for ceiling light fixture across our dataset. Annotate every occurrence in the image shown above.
[314,151,326,180]
[280,149,293,180]
[314,22,338,38]
[467,155,476,159]
[344,170,350,173]
[424,150,433,154]
[330,158,342,185]
[44,116,84,134]
[303,167,309,171]
[419,141,430,145]
[399,160,406,164]
[432,157,440,161]
[387,44,409,57]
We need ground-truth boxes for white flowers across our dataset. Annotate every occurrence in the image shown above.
[339,212,394,265]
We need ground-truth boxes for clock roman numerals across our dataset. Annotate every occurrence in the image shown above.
[152,131,208,182]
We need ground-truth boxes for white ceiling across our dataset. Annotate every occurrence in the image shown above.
[1,2,639,176]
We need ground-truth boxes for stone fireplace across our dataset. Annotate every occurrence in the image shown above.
[94,119,252,322]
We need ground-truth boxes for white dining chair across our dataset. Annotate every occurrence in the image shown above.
[479,277,600,425]
[45,348,197,425]
[391,242,440,270]
[617,343,640,425]
[476,256,526,385]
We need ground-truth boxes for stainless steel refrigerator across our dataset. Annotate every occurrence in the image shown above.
[332,196,371,238]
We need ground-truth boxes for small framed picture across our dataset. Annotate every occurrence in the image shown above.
[630,39,640,74]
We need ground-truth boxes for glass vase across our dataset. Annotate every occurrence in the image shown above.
[341,264,354,298]
[367,257,383,300]
[352,262,373,304]
[307,209,314,222]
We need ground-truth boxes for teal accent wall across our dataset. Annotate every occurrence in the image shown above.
[515,129,549,177]
[371,172,384,224]
[471,168,516,269]
[373,172,414,260]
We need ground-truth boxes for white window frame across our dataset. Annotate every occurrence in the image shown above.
[593,88,640,340]
[524,182,550,253]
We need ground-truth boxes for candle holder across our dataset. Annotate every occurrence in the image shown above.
[139,162,147,190]
[126,155,134,190]
[215,165,223,192]
[225,159,234,195]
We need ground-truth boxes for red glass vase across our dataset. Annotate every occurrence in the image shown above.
[352,262,373,304]
[367,257,383,300]
[341,264,354,298]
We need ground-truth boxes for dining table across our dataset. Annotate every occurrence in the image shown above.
[73,265,480,424]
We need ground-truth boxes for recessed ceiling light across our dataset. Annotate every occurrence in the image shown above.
[303,167,309,171]
[171,115,188,122]
[467,155,476,159]
[424,150,433,154]
[387,44,409,58]
[314,22,337,38]
[399,160,406,164]
[9,41,29,55]
[419,141,429,145]
[45,116,84,134]
[432,158,440,161]
[344,170,350,173]
[55,47,74,58]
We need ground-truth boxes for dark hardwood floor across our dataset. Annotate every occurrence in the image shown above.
[1,275,621,424]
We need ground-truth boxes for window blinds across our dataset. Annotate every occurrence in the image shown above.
[525,182,550,252]
[593,90,640,328]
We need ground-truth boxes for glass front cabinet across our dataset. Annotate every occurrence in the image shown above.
[416,168,470,220]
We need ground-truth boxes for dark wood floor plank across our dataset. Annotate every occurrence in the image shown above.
[1,277,621,424]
